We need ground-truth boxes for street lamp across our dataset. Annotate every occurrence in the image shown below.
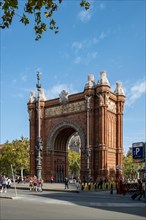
[85,95,91,182]
[36,72,43,180]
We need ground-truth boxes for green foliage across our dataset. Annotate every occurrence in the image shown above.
[123,155,144,180]
[0,137,30,177]
[68,149,80,178]
[0,0,90,40]
[80,0,90,10]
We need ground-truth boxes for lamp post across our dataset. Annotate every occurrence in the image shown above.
[144,142,146,203]
[85,95,91,182]
[36,72,43,180]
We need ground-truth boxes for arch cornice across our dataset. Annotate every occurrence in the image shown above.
[47,119,86,154]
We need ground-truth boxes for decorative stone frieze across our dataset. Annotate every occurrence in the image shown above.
[45,100,86,117]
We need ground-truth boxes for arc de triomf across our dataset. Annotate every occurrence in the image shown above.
[28,71,125,182]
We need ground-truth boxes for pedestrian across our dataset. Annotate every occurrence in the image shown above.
[110,182,113,194]
[29,177,33,191]
[33,176,38,191]
[64,177,69,189]
[7,177,11,188]
[38,178,43,192]
[99,177,103,189]
[76,180,80,190]
[51,176,54,183]
[0,175,7,193]
[137,180,144,200]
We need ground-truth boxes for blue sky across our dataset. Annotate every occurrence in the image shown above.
[1,0,145,154]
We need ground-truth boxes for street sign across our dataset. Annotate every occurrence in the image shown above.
[132,142,145,159]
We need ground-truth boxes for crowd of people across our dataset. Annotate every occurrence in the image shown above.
[1,174,145,201]
[29,176,44,192]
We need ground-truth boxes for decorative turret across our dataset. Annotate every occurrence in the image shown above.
[114,82,125,96]
[84,74,95,89]
[97,71,110,86]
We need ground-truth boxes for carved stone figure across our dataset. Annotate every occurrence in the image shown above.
[107,101,116,113]
[105,93,110,105]
[59,90,68,104]
[28,109,34,120]
[85,95,91,110]
[97,94,104,106]
[28,91,36,103]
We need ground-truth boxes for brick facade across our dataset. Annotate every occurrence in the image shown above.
[28,72,125,182]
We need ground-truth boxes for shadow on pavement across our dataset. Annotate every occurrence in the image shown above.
[26,190,146,218]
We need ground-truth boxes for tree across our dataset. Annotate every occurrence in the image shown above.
[123,153,145,181]
[68,149,80,179]
[0,137,30,179]
[0,0,90,40]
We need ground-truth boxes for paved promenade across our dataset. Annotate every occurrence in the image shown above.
[0,182,77,199]
[0,182,145,204]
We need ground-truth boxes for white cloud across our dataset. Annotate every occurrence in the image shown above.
[72,32,108,54]
[72,42,83,51]
[45,83,77,99]
[74,56,81,64]
[126,79,146,106]
[78,9,92,23]
[74,51,98,65]
[99,32,107,40]
[90,51,98,59]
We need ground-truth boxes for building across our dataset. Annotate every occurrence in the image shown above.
[28,71,125,182]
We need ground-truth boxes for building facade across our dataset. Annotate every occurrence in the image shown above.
[28,71,125,182]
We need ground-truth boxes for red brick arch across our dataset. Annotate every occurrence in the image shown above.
[47,119,86,152]
[28,72,125,182]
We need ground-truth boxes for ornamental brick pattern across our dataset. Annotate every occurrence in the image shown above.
[28,72,125,182]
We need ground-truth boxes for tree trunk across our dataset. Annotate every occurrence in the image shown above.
[21,168,24,181]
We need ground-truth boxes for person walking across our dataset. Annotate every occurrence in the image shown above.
[51,176,54,184]
[64,177,69,189]
[0,175,7,193]
[38,178,43,192]
[29,177,33,191]
[137,180,144,200]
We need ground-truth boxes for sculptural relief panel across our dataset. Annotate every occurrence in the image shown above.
[107,100,116,113]
[45,100,86,118]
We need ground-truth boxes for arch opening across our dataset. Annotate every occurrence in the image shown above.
[47,120,84,183]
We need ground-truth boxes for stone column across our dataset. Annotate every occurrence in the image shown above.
[96,71,110,178]
[114,82,125,179]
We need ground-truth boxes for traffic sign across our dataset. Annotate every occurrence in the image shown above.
[132,142,145,159]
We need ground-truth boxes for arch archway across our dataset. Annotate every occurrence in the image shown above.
[47,119,85,182]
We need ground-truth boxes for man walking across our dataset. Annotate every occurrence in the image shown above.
[64,177,69,189]
[0,175,7,193]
